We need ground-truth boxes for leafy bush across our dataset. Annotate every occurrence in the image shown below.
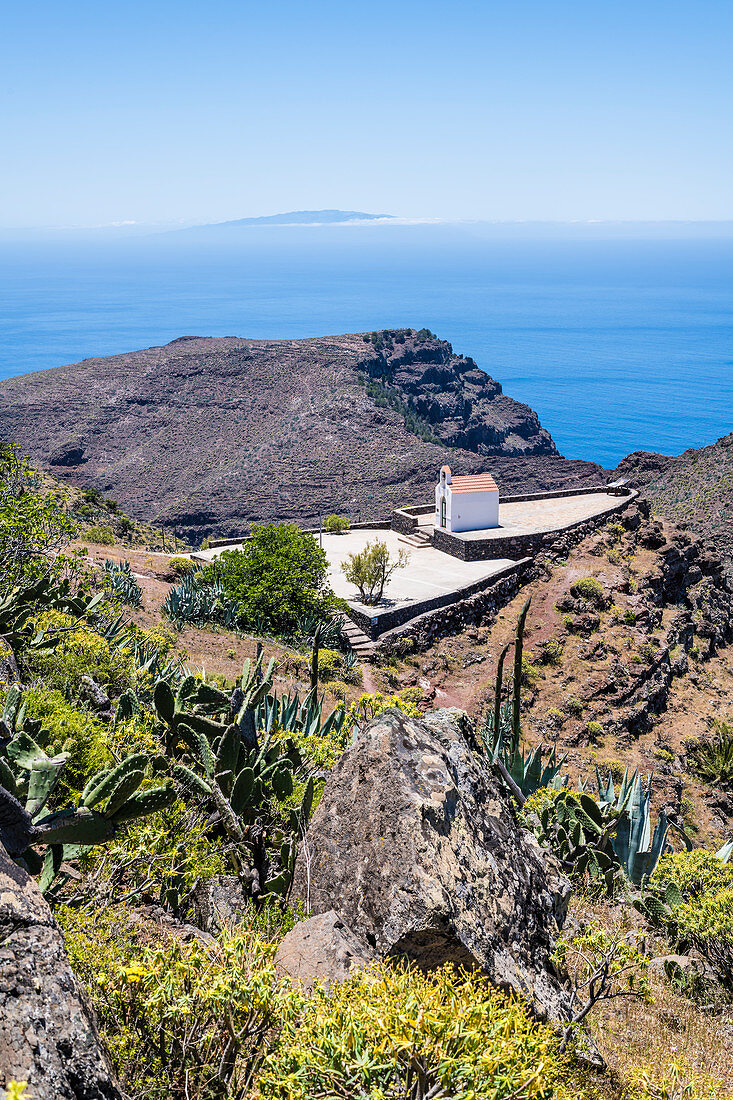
[652,849,733,899]
[342,539,408,605]
[258,962,569,1100]
[85,525,115,546]
[322,514,350,534]
[22,686,113,792]
[538,637,564,665]
[167,555,196,576]
[686,720,733,789]
[25,610,136,697]
[0,443,77,586]
[25,610,125,693]
[570,577,607,608]
[676,888,733,987]
[213,525,335,635]
[57,907,300,1100]
[565,697,584,718]
[586,720,604,739]
[344,691,421,731]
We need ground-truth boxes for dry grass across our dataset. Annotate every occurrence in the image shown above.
[569,896,733,1099]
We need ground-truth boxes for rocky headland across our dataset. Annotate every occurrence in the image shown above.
[0,328,605,542]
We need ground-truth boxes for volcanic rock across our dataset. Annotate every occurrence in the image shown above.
[292,707,571,1022]
[0,843,121,1099]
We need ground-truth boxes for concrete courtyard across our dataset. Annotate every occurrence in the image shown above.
[197,527,515,608]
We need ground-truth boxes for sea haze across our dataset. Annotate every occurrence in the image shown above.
[0,223,731,467]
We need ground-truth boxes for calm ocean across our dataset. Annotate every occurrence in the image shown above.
[1,226,731,467]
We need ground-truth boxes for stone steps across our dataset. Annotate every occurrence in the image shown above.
[398,530,433,549]
[342,618,376,659]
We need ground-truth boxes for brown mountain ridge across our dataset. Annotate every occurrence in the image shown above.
[0,328,605,542]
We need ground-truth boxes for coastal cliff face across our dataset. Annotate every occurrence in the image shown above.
[0,329,603,541]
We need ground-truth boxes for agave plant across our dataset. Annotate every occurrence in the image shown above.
[595,767,690,886]
[103,559,143,607]
[163,569,240,630]
[0,686,175,896]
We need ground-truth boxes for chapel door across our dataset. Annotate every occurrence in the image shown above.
[441,498,446,528]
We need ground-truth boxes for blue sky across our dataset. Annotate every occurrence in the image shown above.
[2,0,731,227]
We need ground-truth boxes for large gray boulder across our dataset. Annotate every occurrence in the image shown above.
[0,844,121,1099]
[293,708,571,1022]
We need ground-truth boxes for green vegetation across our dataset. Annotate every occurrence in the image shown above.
[342,538,408,605]
[1,448,732,1100]
[212,524,336,634]
[322,513,350,534]
[686,719,733,789]
[363,376,444,444]
[84,524,115,545]
[570,576,607,608]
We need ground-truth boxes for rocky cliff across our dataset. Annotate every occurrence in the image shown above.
[615,433,733,571]
[0,329,604,542]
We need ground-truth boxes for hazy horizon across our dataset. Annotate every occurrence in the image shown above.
[3,1,732,228]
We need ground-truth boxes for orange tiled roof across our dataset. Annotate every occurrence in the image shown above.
[449,473,499,494]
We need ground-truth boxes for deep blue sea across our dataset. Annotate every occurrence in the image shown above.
[1,225,731,467]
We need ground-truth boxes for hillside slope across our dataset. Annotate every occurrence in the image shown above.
[0,328,604,542]
[617,433,733,569]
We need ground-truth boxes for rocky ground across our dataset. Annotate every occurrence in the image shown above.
[0,328,605,543]
[616,432,733,572]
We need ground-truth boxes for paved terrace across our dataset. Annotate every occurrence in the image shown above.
[195,490,632,637]
[445,491,627,543]
[197,528,515,608]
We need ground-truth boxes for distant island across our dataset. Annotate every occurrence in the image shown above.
[177,209,395,232]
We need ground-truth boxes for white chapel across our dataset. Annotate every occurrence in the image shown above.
[434,465,500,533]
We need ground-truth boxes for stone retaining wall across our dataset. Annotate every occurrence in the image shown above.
[373,498,637,651]
[346,558,530,640]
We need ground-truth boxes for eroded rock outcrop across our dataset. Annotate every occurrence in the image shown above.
[0,845,121,1100]
[292,707,571,1022]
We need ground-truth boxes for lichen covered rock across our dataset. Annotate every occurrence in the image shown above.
[0,845,121,1100]
[293,707,571,1021]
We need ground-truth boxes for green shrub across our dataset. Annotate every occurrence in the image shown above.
[25,609,136,697]
[676,888,733,986]
[168,555,196,576]
[686,720,733,789]
[565,697,584,718]
[258,962,570,1100]
[345,691,421,731]
[80,800,227,913]
[343,540,408,605]
[57,907,300,1100]
[520,652,541,686]
[21,686,112,795]
[623,609,637,625]
[85,525,115,545]
[586,720,604,739]
[652,849,733,899]
[323,514,350,534]
[538,637,564,666]
[213,524,335,635]
[519,784,563,826]
[570,577,607,608]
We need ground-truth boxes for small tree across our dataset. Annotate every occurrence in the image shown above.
[343,540,408,605]
[323,514,350,534]
[214,523,335,635]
